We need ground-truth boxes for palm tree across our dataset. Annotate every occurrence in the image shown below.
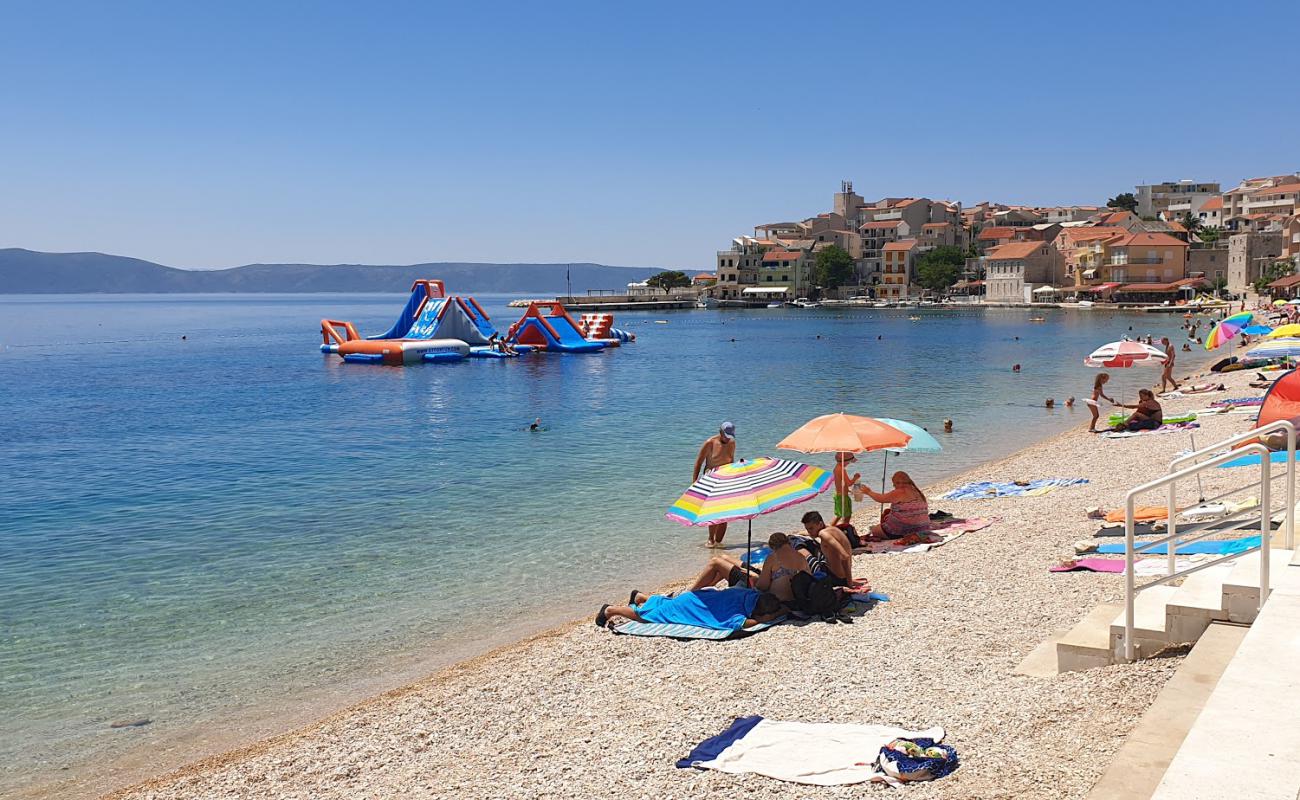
[1180,211,1202,241]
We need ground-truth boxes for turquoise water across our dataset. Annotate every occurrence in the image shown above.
[0,295,1208,796]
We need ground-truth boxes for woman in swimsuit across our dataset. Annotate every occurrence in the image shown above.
[1086,373,1115,433]
[859,471,931,541]
[1112,389,1163,432]
[687,532,809,602]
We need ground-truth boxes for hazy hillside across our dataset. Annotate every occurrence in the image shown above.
[0,249,675,293]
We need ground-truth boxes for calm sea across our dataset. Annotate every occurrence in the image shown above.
[0,294,1210,797]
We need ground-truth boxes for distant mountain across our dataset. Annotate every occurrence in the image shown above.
[0,249,679,294]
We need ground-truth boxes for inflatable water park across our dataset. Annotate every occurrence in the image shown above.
[320,280,635,365]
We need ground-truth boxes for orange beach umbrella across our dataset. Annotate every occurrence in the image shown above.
[776,413,911,454]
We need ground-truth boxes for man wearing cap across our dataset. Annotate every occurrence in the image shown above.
[693,421,737,548]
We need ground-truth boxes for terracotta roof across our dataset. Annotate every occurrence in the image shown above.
[922,222,949,229]
[1267,274,1300,289]
[891,198,923,208]
[977,226,1016,241]
[762,250,802,262]
[1200,196,1224,211]
[1252,183,1300,197]
[1115,278,1207,293]
[860,220,903,230]
[1063,226,1128,243]
[985,241,1047,260]
[882,239,919,252]
[1103,211,1132,224]
[1109,232,1189,248]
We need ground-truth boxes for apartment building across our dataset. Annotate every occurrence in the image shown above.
[1222,173,1300,229]
[1135,180,1221,219]
[1196,196,1224,227]
[878,240,919,299]
[714,237,767,300]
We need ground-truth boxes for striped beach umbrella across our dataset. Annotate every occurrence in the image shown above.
[1204,311,1255,350]
[1083,340,1168,368]
[666,457,832,565]
[1242,337,1300,364]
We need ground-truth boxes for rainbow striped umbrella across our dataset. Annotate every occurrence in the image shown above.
[1204,311,1256,350]
[666,457,831,563]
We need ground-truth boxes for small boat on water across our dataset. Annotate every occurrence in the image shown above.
[907,315,921,321]
[793,298,822,308]
[1028,316,1046,322]
[766,302,784,308]
[1077,300,1094,309]
[695,296,719,309]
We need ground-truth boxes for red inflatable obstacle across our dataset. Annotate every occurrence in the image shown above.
[506,302,606,353]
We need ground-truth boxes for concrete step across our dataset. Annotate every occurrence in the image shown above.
[1151,588,1300,799]
[1084,623,1247,800]
[1223,548,1297,623]
[1165,566,1234,642]
[1109,585,1180,660]
[1056,603,1122,673]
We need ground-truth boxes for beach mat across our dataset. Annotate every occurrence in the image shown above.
[1051,558,1125,573]
[1210,396,1265,408]
[1218,451,1294,469]
[1108,413,1198,426]
[938,479,1087,501]
[1052,556,1218,575]
[853,517,996,554]
[1103,422,1200,439]
[1097,535,1261,556]
[1094,518,1276,538]
[610,617,785,640]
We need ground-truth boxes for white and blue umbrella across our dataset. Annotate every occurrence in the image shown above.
[872,418,944,512]
[1242,337,1300,364]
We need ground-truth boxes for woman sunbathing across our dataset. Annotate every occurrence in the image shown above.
[858,471,931,541]
[687,532,810,602]
[596,587,784,630]
[1112,389,1163,432]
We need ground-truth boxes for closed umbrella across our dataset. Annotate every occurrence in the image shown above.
[666,457,833,567]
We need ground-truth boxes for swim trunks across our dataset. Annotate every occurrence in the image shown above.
[834,492,852,519]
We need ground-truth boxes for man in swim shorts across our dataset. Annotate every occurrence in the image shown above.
[693,421,737,547]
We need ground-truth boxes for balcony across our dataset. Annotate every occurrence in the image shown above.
[1108,257,1168,266]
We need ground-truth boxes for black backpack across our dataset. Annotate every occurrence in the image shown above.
[790,572,846,619]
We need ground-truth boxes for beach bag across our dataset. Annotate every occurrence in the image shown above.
[789,572,844,618]
[876,737,959,784]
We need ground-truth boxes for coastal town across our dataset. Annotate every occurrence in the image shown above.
[693,173,1300,307]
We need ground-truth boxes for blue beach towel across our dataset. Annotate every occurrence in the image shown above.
[1097,535,1261,556]
[636,587,759,631]
[938,478,1088,501]
[1218,451,1294,469]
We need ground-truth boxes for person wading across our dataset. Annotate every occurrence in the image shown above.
[693,421,737,548]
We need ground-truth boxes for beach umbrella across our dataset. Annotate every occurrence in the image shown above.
[776,413,911,454]
[1243,325,1274,336]
[666,456,832,565]
[1241,337,1300,364]
[1084,340,1167,406]
[1266,324,1300,339]
[1274,299,1289,307]
[1204,311,1255,350]
[873,417,944,517]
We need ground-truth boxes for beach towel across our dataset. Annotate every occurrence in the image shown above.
[1051,556,1215,575]
[1051,557,1126,573]
[1103,421,1200,439]
[610,618,784,640]
[1109,413,1198,426]
[853,517,996,554]
[938,479,1087,501]
[634,587,759,631]
[1104,506,1171,523]
[1218,450,1295,469]
[1210,396,1265,408]
[678,716,951,786]
[1097,535,1261,556]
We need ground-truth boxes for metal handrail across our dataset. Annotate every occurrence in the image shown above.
[1124,443,1274,661]
[1169,419,1295,550]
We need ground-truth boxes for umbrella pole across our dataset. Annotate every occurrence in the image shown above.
[745,518,754,584]
[880,450,889,523]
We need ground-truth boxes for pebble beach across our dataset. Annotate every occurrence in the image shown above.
[97,362,1273,800]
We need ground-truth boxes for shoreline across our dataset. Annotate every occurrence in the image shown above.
[94,354,1238,800]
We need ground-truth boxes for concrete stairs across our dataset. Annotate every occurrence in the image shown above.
[1056,549,1295,672]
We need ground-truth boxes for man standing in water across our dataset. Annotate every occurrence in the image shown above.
[693,421,737,548]
[1160,336,1179,393]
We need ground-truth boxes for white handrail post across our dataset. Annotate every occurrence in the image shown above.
[1125,491,1137,662]
[1287,422,1295,550]
[1167,478,1178,577]
[1261,452,1271,612]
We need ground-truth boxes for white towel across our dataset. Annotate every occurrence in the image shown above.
[690,719,945,786]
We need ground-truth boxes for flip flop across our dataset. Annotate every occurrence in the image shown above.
[595,604,609,629]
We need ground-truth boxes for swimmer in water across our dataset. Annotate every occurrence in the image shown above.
[1012,364,1021,372]
[529,418,541,432]
[1045,398,1055,409]
[943,419,953,433]
[1065,397,1075,408]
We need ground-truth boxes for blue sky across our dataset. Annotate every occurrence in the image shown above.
[1,1,1297,270]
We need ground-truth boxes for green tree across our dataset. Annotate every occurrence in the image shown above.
[1253,260,1295,294]
[645,270,691,294]
[1199,225,1222,246]
[812,245,855,291]
[1106,192,1139,213]
[914,245,966,292]
[1180,212,1202,238]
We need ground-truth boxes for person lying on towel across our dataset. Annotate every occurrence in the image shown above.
[690,532,811,603]
[595,587,784,631]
